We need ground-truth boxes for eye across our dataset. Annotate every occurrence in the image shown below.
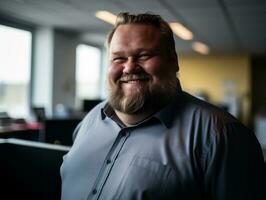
[138,54,152,61]
[112,57,126,63]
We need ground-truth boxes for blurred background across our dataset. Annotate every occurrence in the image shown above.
[0,0,265,199]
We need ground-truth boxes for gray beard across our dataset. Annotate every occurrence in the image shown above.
[107,78,178,114]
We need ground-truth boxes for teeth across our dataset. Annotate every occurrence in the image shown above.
[121,78,148,82]
[120,75,149,83]
[126,79,147,83]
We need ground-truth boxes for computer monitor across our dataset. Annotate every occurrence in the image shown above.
[44,118,81,146]
[82,99,102,112]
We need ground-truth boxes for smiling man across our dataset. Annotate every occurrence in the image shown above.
[107,22,178,125]
[60,13,265,200]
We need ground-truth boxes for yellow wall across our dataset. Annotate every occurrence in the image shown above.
[178,54,251,124]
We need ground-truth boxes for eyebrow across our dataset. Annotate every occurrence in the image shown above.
[110,51,125,56]
[111,48,158,56]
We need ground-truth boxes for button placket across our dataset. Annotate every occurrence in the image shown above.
[87,129,130,200]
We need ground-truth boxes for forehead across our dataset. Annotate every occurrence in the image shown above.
[109,24,161,52]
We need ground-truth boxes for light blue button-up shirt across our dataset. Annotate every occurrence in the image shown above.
[61,90,266,200]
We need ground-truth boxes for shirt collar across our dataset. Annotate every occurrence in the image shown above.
[101,103,113,120]
[101,102,126,128]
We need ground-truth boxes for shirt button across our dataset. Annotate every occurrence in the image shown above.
[92,189,97,195]
[106,159,111,164]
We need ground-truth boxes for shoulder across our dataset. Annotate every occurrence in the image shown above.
[178,93,264,164]
[176,92,252,150]
[181,92,261,155]
[179,92,238,130]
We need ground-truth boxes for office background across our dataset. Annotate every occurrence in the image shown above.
[0,0,265,199]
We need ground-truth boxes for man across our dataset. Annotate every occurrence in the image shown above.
[61,13,265,200]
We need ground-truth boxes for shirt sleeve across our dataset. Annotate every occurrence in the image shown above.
[203,122,266,200]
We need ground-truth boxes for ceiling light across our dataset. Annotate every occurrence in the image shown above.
[192,42,210,55]
[95,11,117,25]
[169,22,193,40]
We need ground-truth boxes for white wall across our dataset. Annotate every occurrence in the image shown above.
[32,27,54,116]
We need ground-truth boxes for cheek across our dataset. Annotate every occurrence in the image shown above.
[108,64,123,82]
[143,60,168,80]
[144,58,177,81]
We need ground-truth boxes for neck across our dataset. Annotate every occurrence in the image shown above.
[114,109,154,126]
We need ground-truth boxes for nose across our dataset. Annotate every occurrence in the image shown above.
[123,57,140,74]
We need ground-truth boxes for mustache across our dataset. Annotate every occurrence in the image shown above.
[118,73,150,83]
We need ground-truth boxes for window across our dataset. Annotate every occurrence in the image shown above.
[0,24,32,118]
[76,44,102,107]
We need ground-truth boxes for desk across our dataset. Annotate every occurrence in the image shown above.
[0,138,70,200]
[0,122,41,141]
[263,149,266,162]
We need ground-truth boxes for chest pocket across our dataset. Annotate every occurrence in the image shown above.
[114,156,174,200]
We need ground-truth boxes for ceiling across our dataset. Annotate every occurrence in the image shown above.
[0,0,265,55]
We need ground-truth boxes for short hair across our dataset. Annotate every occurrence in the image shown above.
[106,12,178,63]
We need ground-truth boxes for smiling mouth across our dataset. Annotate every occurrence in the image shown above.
[119,75,149,84]
[120,79,149,84]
